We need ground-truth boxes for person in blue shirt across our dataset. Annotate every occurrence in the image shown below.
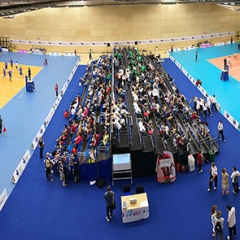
[62,161,69,187]
[10,59,13,68]
[2,68,6,79]
[8,70,12,82]
[4,61,8,70]
[19,66,23,78]
[72,153,80,184]
[0,115,3,135]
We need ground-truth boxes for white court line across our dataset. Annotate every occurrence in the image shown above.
[0,84,20,90]
[18,92,24,99]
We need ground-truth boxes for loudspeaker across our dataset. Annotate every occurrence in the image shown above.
[238,44,240,50]
[135,41,138,45]
[107,43,110,47]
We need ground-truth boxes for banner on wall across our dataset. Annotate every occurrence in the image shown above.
[9,31,235,46]
[0,188,8,212]
[224,110,240,130]
[11,150,31,184]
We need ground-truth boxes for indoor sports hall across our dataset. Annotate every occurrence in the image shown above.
[0,2,240,240]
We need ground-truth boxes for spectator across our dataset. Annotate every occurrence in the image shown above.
[45,156,54,182]
[64,110,69,118]
[72,153,80,184]
[213,210,224,240]
[208,162,218,192]
[222,168,229,195]
[211,205,217,237]
[211,94,218,112]
[217,121,226,142]
[138,119,146,135]
[231,167,239,195]
[104,186,114,222]
[226,205,237,240]
[197,150,204,173]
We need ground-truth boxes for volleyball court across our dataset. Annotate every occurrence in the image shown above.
[0,61,42,108]
[208,53,240,81]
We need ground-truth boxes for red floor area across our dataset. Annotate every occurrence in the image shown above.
[208,54,240,80]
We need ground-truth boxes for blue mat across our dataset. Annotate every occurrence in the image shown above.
[1,59,240,240]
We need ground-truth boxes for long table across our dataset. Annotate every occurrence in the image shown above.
[121,193,149,223]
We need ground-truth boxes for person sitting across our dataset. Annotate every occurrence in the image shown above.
[64,109,69,118]
[99,131,109,146]
[191,111,200,121]
[75,133,83,146]
[176,136,185,149]
[138,119,146,135]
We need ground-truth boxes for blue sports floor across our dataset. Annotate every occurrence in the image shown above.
[1,50,240,240]
[171,42,240,123]
[0,52,78,195]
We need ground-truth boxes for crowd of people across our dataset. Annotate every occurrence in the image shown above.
[42,55,112,186]
[211,204,237,240]
[2,58,23,81]
[123,47,213,152]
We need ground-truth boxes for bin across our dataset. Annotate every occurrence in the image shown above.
[209,149,215,162]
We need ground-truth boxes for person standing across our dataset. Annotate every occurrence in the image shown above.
[4,61,8,70]
[8,70,12,82]
[222,168,229,195]
[38,136,45,159]
[0,115,3,136]
[44,157,54,182]
[206,94,213,116]
[211,205,217,237]
[213,210,224,240]
[89,49,93,61]
[197,150,204,173]
[62,160,69,187]
[15,61,18,70]
[28,67,31,80]
[19,66,23,78]
[2,68,6,79]
[208,162,218,191]
[211,94,218,112]
[195,51,198,62]
[217,121,226,142]
[55,84,58,97]
[227,56,231,68]
[226,205,237,240]
[72,153,80,184]
[202,101,208,119]
[9,58,13,68]
[231,167,239,195]
[234,52,237,60]
[74,49,76,56]
[224,58,227,70]
[104,186,114,222]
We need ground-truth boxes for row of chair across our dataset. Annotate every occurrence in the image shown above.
[122,184,144,196]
